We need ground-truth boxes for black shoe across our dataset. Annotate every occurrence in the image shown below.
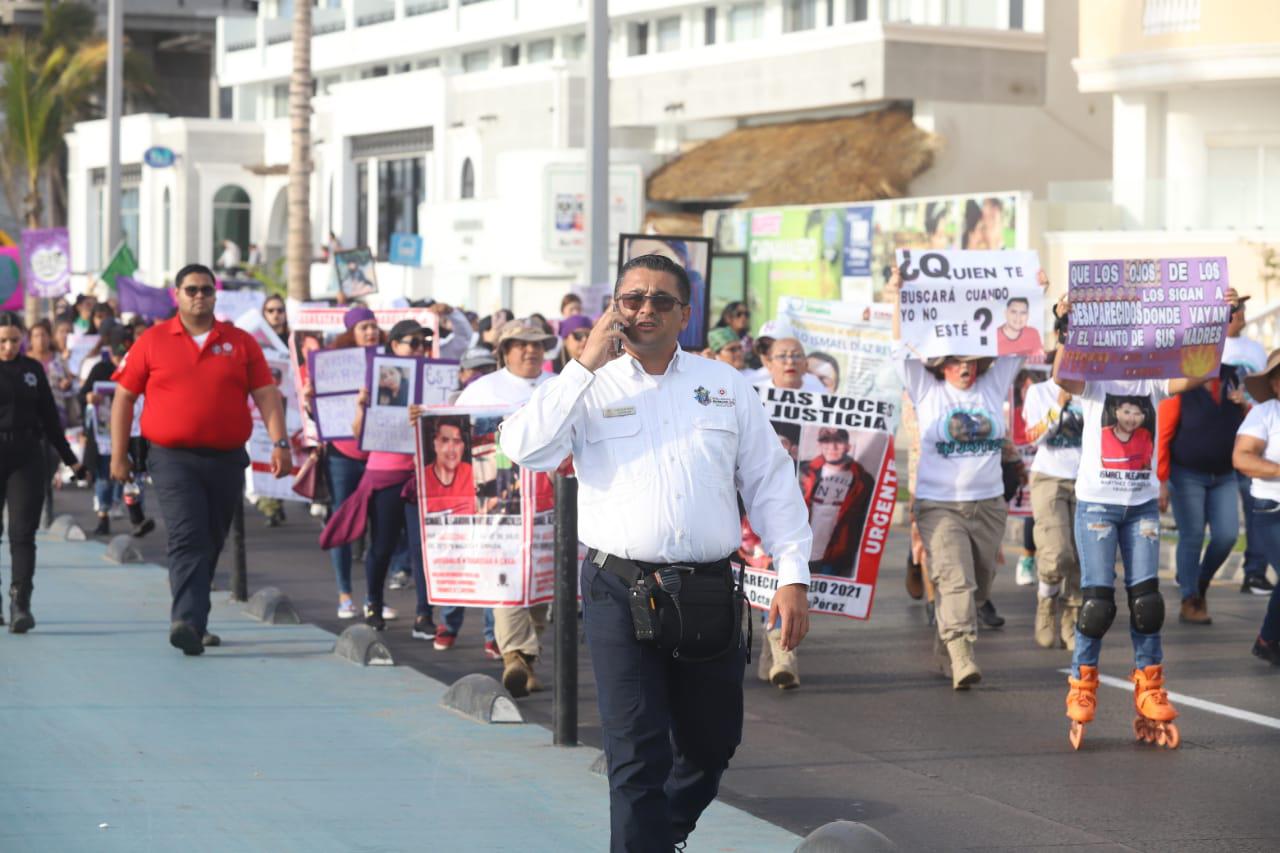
[977,600,1005,629]
[1241,574,1275,595]
[1252,636,1280,666]
[131,518,156,538]
[9,603,34,634]
[365,605,386,632]
[411,616,436,640]
[202,632,221,648]
[169,621,204,656]
[93,515,110,536]
[265,510,284,528]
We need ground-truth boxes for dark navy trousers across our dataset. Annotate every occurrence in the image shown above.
[581,559,746,853]
[148,445,247,634]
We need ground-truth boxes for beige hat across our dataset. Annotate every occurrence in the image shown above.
[1244,349,1280,404]
[497,318,556,349]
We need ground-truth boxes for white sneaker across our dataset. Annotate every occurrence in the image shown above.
[388,571,411,590]
[364,603,398,621]
[1016,556,1036,586]
[337,598,357,619]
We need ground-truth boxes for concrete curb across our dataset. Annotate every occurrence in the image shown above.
[47,514,86,542]
[332,624,394,666]
[244,586,302,624]
[104,534,143,564]
[795,821,897,852]
[440,673,524,724]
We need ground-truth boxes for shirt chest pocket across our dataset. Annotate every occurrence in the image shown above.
[689,414,739,486]
[584,411,652,495]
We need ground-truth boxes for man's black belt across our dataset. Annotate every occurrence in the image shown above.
[587,548,733,583]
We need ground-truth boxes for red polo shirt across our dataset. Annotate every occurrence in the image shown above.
[114,315,274,450]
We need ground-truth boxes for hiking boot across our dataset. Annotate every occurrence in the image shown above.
[977,599,1005,629]
[766,629,800,690]
[502,651,534,698]
[905,558,924,600]
[8,585,34,634]
[1060,603,1078,651]
[946,636,981,689]
[169,621,204,656]
[527,658,545,693]
[1034,596,1058,649]
[1179,595,1211,625]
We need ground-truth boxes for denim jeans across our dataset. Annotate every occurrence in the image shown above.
[1168,464,1239,599]
[1238,474,1272,579]
[403,500,464,634]
[325,449,366,597]
[1248,499,1280,643]
[93,454,122,514]
[1071,499,1163,676]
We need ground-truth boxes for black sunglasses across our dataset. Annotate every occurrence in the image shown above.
[396,336,426,350]
[182,285,215,297]
[616,292,686,313]
[569,330,590,341]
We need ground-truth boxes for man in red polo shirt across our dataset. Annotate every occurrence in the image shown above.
[110,263,291,655]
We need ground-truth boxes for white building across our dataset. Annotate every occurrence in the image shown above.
[65,0,1112,314]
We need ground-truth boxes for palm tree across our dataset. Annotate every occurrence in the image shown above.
[286,0,313,302]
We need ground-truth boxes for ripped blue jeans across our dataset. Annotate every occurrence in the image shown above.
[1071,499,1163,677]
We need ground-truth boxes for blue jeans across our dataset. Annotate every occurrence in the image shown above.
[1238,474,1272,579]
[1248,499,1280,643]
[403,500,464,633]
[93,455,122,513]
[1071,499,1163,676]
[1168,464,1239,599]
[325,449,366,597]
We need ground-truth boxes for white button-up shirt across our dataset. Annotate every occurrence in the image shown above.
[499,348,813,587]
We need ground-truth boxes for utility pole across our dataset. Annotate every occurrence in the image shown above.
[585,0,609,288]
[105,0,123,261]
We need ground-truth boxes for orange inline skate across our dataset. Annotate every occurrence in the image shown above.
[1131,664,1180,749]
[1065,665,1099,750]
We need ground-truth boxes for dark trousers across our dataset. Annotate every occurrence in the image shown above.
[581,560,746,852]
[148,445,247,633]
[365,484,408,610]
[0,444,46,594]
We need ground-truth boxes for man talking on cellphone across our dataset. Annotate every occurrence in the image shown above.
[500,254,811,851]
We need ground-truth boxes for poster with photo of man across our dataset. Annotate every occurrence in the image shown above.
[415,407,555,608]
[334,247,378,298]
[618,233,713,351]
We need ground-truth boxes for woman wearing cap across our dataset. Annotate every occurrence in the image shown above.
[705,326,748,372]
[886,268,1034,689]
[551,314,593,374]
[1232,350,1280,666]
[715,301,755,366]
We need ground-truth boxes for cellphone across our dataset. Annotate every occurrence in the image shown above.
[611,299,626,356]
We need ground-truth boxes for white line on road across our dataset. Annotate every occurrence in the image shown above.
[1058,668,1280,731]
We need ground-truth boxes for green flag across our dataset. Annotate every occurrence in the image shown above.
[100,242,138,291]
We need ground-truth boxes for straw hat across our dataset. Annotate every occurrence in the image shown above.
[1244,348,1280,403]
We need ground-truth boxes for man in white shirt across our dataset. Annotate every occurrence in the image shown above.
[500,254,811,852]
[456,318,556,695]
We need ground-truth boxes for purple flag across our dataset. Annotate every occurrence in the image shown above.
[20,227,71,298]
[117,275,175,321]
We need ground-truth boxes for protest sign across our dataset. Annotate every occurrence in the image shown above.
[618,234,713,351]
[66,334,100,376]
[415,407,556,608]
[246,351,308,502]
[1059,257,1231,381]
[334,247,377,298]
[214,288,265,323]
[307,347,370,440]
[236,311,288,355]
[89,382,142,455]
[359,356,461,455]
[740,387,898,620]
[289,307,439,355]
[1007,364,1051,517]
[894,249,1044,360]
[776,296,900,420]
[21,227,70,298]
[0,246,22,311]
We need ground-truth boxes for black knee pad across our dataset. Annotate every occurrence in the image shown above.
[1127,578,1164,635]
[1077,586,1116,639]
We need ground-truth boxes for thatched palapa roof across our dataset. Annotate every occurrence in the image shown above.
[646,108,938,208]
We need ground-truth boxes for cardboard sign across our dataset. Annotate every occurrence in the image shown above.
[359,356,461,455]
[307,347,371,440]
[246,350,308,502]
[21,227,71,298]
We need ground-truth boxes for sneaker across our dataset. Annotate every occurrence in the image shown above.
[1252,636,1280,666]
[364,602,398,621]
[365,607,386,632]
[388,571,411,590]
[337,598,357,620]
[977,599,1005,629]
[131,518,156,538]
[483,639,502,660]
[433,627,457,651]
[411,616,436,640]
[1241,574,1275,595]
[1016,555,1036,586]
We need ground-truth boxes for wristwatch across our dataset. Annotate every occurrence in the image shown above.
[273,439,290,450]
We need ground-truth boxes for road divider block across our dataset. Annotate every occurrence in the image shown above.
[440,674,524,724]
[244,586,301,625]
[47,514,86,542]
[795,821,896,852]
[104,535,143,564]
[333,624,394,666]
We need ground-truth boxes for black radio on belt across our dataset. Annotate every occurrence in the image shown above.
[623,561,747,663]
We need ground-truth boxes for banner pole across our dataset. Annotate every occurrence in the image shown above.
[552,473,579,746]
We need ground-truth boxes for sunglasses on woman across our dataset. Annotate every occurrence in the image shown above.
[615,292,686,313]
[396,336,426,350]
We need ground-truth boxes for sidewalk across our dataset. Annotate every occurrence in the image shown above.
[0,535,801,853]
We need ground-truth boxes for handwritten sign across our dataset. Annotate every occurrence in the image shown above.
[895,249,1043,360]
[308,347,370,440]
[1059,257,1231,381]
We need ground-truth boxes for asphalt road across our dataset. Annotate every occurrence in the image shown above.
[44,486,1280,852]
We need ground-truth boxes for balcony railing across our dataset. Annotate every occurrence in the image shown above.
[406,0,449,15]
[355,0,396,28]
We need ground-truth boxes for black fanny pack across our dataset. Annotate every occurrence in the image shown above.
[590,549,750,663]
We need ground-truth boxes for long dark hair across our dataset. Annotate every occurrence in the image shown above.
[0,311,25,331]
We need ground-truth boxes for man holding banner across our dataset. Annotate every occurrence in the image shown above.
[500,254,811,852]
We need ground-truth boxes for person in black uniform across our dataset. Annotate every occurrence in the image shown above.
[0,312,85,632]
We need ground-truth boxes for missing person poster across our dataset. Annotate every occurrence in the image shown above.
[1059,257,1231,381]
[307,346,370,441]
[359,356,461,454]
[89,381,142,456]
[741,387,898,620]
[246,351,309,502]
[894,249,1044,360]
[334,247,378,298]
[415,407,555,608]
[618,233,713,351]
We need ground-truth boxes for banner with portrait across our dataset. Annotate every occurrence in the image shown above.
[333,247,378,298]
[741,387,898,620]
[359,356,460,454]
[414,407,555,608]
[617,233,713,351]
[246,350,309,502]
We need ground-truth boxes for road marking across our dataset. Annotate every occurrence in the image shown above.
[1058,669,1280,731]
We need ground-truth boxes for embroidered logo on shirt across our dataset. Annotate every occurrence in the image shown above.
[694,385,734,408]
[23,372,38,387]
[213,342,234,356]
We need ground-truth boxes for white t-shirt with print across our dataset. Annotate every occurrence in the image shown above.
[896,356,1021,502]
[808,463,853,559]
[1022,378,1083,480]
[1237,400,1280,502]
[1074,379,1169,506]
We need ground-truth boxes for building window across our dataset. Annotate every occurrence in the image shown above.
[162,187,172,272]
[728,3,764,41]
[378,157,424,259]
[1143,0,1200,35]
[272,83,288,119]
[218,86,233,119]
[360,65,389,79]
[528,38,554,63]
[121,186,139,264]
[460,158,475,200]
[212,185,251,267]
[565,33,586,59]
[462,49,490,72]
[416,58,441,70]
[627,22,649,56]
[656,16,682,52]
[407,0,448,14]
[846,0,869,21]
[785,0,820,32]
[704,7,717,44]
[1206,144,1280,229]
[1008,0,1024,29]
[356,162,369,249]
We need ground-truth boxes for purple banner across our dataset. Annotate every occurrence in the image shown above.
[117,275,175,321]
[20,227,70,298]
[1060,257,1230,381]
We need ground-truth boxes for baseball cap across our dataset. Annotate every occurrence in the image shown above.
[460,346,498,370]
[707,327,740,353]
[817,427,850,443]
[387,319,426,341]
[497,318,557,349]
[558,314,593,339]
